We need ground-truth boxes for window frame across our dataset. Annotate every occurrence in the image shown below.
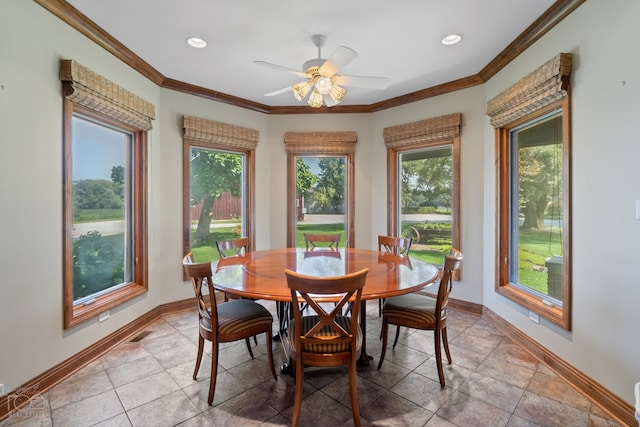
[284,132,356,248]
[496,97,572,330]
[182,139,256,258]
[62,100,148,329]
[387,137,461,261]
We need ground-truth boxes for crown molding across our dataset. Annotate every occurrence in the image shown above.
[33,0,585,113]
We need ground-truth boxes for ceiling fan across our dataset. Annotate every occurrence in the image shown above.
[254,34,390,108]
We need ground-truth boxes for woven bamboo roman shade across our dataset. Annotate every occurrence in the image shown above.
[383,113,461,148]
[183,116,259,149]
[486,53,572,128]
[284,131,357,155]
[59,60,156,131]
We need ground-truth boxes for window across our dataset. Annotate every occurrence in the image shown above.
[384,114,461,266]
[61,60,153,328]
[489,53,572,330]
[285,132,356,247]
[182,116,257,262]
[294,156,347,248]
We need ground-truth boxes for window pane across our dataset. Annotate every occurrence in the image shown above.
[71,115,132,303]
[399,146,453,264]
[295,156,346,248]
[189,148,245,261]
[509,111,564,303]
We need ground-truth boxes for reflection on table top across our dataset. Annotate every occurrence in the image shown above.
[211,248,441,302]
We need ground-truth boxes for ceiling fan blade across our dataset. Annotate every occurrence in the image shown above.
[253,61,310,78]
[264,86,292,97]
[319,46,358,76]
[333,74,390,90]
[323,94,338,107]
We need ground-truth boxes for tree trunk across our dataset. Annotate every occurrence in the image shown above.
[195,194,214,241]
[521,201,545,230]
[535,197,550,228]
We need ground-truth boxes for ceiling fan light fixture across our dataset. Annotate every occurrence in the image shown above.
[308,90,323,108]
[292,81,312,101]
[329,85,346,103]
[315,76,333,95]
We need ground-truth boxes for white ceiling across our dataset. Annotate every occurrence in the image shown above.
[67,0,556,108]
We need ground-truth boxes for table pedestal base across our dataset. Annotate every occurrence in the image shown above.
[280,361,292,375]
[356,353,374,367]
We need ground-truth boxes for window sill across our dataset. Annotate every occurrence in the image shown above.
[496,283,570,330]
[65,283,147,329]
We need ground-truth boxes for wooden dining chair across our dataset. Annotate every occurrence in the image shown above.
[183,253,277,405]
[303,232,341,250]
[284,268,368,427]
[377,248,463,387]
[215,237,249,303]
[377,235,413,316]
[215,236,248,258]
[378,234,412,256]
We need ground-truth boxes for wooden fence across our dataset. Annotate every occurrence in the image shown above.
[191,192,241,221]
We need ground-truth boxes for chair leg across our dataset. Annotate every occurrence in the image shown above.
[348,357,362,427]
[434,329,446,387]
[254,335,258,345]
[378,298,384,317]
[291,356,304,427]
[245,337,255,359]
[377,321,388,370]
[193,335,204,380]
[265,330,277,381]
[392,325,401,349]
[442,326,452,364]
[208,341,219,405]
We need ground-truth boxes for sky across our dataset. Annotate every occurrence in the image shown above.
[72,116,129,181]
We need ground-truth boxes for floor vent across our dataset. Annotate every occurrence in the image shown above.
[129,331,152,342]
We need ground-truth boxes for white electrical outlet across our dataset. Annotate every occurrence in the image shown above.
[99,311,110,323]
[529,311,540,324]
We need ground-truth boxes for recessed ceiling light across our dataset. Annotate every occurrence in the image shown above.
[441,34,462,46]
[187,37,207,49]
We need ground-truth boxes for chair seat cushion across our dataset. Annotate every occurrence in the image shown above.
[289,315,362,354]
[201,299,272,335]
[382,293,438,325]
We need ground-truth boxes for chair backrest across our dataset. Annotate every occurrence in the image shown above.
[216,237,249,258]
[436,248,463,317]
[183,253,218,328]
[284,268,368,354]
[303,233,341,251]
[377,234,412,256]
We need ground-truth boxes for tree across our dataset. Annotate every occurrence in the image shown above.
[111,165,125,198]
[190,149,242,241]
[110,165,124,185]
[401,156,452,209]
[73,179,123,210]
[73,231,125,299]
[310,158,345,214]
[518,143,562,230]
[296,158,318,197]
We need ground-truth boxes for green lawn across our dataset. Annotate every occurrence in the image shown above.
[74,209,123,222]
[295,223,345,247]
[517,228,563,294]
[190,227,240,262]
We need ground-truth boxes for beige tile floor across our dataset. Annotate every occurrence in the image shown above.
[0,303,623,427]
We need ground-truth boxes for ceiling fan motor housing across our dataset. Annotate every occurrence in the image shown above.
[302,59,325,73]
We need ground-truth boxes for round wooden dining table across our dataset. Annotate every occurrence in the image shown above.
[211,247,441,366]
